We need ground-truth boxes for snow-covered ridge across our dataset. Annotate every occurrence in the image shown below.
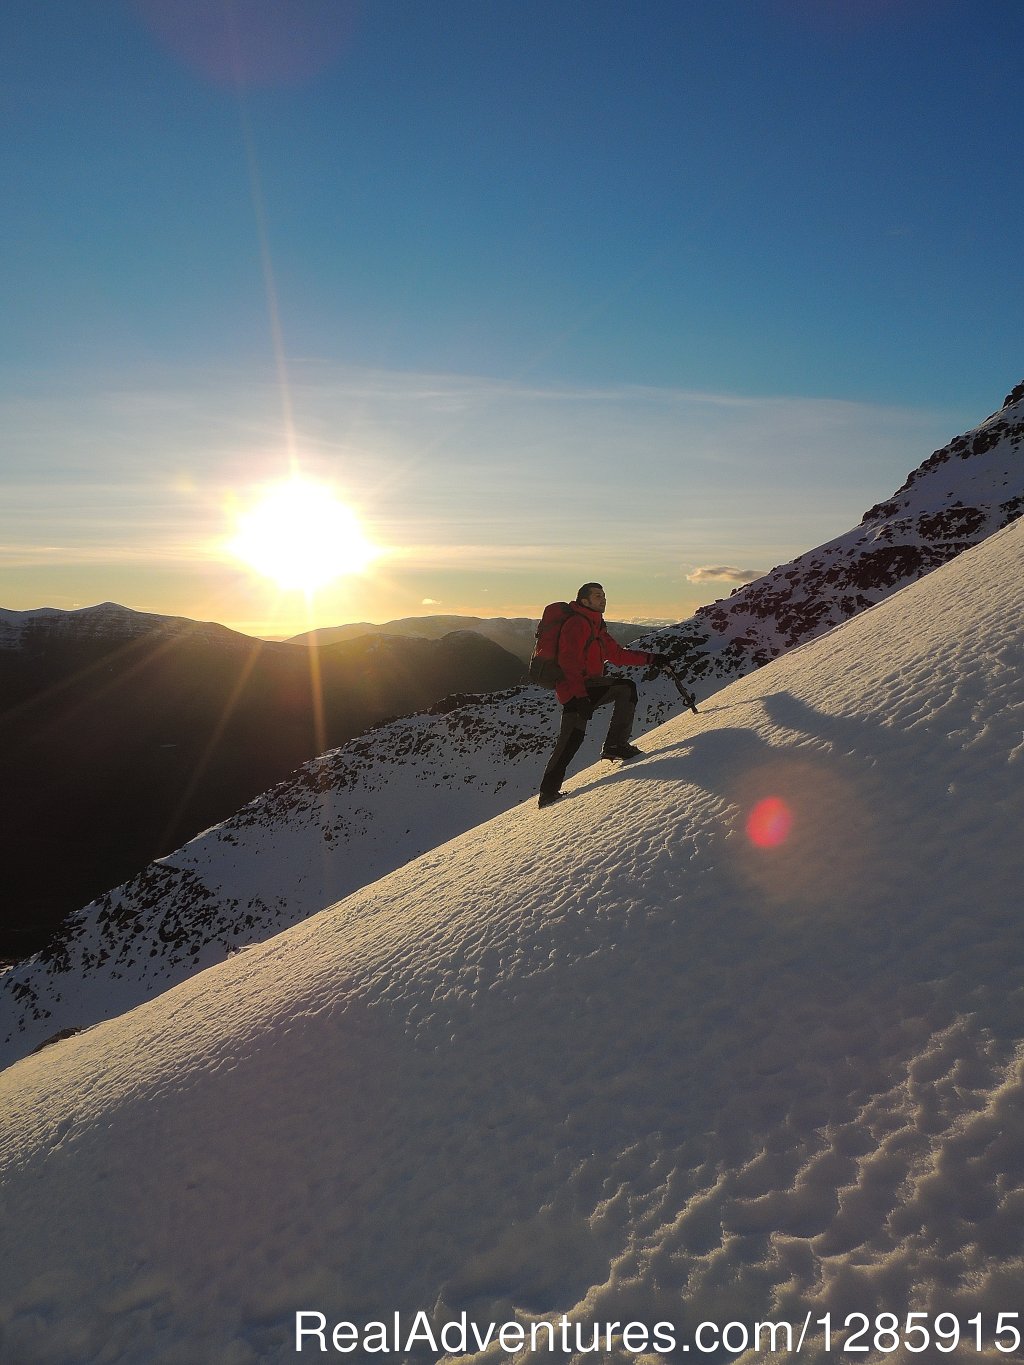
[660,381,1023,684]
[0,600,243,652]
[0,687,561,1066]
[0,519,1021,1364]
[0,382,1020,1068]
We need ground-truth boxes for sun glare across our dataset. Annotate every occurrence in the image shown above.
[228,477,377,593]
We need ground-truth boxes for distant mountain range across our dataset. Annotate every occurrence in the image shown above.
[289,614,652,662]
[1,380,1019,1067]
[0,607,525,958]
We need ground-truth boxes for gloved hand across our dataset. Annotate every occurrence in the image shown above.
[564,695,595,721]
[643,652,671,680]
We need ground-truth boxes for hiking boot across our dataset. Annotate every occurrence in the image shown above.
[537,790,563,809]
[601,742,643,761]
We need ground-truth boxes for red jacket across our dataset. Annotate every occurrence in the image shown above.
[554,602,653,703]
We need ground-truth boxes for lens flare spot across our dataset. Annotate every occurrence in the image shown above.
[746,796,793,849]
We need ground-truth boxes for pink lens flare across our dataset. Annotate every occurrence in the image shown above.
[746,796,794,849]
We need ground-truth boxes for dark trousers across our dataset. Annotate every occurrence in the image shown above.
[540,676,638,795]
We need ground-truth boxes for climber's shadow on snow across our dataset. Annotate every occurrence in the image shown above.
[590,687,1016,1029]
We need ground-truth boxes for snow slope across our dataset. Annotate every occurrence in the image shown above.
[1,383,1020,1068]
[0,519,1021,1365]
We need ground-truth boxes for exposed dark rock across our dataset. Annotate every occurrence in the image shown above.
[31,1026,83,1054]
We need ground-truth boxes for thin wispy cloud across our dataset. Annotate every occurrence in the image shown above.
[687,565,764,585]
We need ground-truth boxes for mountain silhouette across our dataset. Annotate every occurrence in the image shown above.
[0,607,524,957]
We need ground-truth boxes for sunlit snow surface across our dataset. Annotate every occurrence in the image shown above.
[0,521,1021,1364]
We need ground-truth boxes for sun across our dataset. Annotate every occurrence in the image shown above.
[228,476,377,593]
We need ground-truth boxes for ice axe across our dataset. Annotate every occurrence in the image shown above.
[659,660,699,714]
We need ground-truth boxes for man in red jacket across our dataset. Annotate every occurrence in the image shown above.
[538,582,667,808]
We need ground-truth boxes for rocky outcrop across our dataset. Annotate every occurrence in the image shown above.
[653,381,1023,682]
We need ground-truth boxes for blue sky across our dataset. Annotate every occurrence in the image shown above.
[2,0,1021,636]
